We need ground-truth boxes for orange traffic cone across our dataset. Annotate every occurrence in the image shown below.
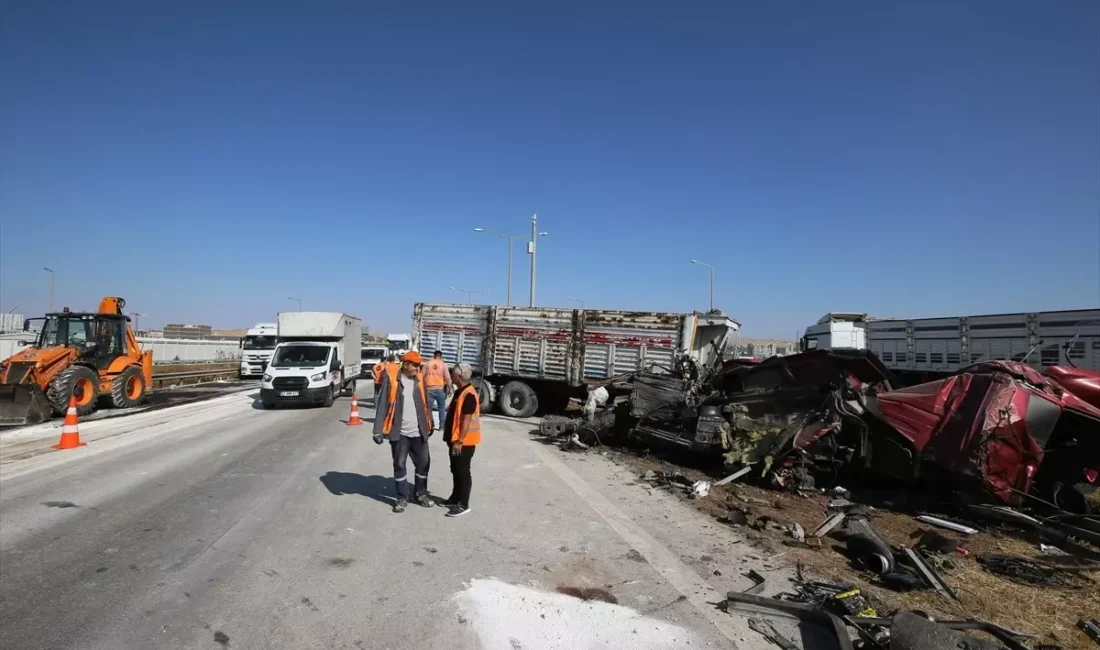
[347,393,364,426]
[52,395,87,450]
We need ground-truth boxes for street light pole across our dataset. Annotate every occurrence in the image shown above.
[450,286,490,304]
[43,267,54,312]
[689,260,715,312]
[288,297,302,311]
[568,297,584,309]
[528,213,548,308]
[473,228,522,306]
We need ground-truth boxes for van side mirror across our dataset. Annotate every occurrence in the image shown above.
[23,320,30,331]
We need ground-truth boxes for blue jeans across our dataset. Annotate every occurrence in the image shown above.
[427,389,447,430]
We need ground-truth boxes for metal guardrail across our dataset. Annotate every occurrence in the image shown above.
[151,367,245,388]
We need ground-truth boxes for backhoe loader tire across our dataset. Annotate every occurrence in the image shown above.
[47,365,100,417]
[109,366,147,409]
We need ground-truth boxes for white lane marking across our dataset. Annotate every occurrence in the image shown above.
[454,578,701,650]
[528,441,749,645]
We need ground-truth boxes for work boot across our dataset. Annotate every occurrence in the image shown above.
[392,499,408,513]
[413,494,434,508]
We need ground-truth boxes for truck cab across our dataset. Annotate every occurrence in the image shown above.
[801,313,867,351]
[261,342,343,408]
[360,345,388,377]
[239,323,278,378]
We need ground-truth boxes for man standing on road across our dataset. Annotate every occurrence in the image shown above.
[373,351,435,513]
[442,361,480,517]
[421,350,452,427]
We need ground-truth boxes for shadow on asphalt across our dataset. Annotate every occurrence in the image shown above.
[319,472,394,506]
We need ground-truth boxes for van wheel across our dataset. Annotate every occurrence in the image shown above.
[323,384,335,408]
[498,381,538,418]
[344,378,356,397]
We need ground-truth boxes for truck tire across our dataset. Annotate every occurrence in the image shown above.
[108,366,146,408]
[498,381,538,418]
[472,378,494,414]
[322,384,335,408]
[47,365,100,417]
[344,378,356,397]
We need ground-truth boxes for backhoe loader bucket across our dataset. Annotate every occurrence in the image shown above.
[0,385,53,427]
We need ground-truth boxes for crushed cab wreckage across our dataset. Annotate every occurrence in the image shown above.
[542,348,1100,513]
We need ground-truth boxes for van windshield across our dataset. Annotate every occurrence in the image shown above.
[271,345,329,367]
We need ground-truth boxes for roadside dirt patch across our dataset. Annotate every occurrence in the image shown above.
[601,447,1100,649]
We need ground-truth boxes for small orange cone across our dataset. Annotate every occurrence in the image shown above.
[52,395,87,450]
[347,393,364,426]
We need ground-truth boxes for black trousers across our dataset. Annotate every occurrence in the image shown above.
[390,435,430,500]
[448,445,476,507]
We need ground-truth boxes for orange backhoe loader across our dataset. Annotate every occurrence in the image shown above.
[0,297,153,425]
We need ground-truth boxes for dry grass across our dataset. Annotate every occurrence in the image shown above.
[602,448,1100,649]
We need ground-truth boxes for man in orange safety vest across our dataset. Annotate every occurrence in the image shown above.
[421,350,452,429]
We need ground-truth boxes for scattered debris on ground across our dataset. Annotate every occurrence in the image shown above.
[536,345,1100,648]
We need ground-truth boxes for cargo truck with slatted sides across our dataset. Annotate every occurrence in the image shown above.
[800,308,1100,383]
[412,303,740,418]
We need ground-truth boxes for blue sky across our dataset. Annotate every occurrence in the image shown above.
[1,1,1097,338]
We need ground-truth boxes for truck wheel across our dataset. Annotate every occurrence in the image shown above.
[344,378,356,397]
[498,381,538,418]
[47,365,100,416]
[108,366,146,408]
[323,384,335,408]
[472,378,494,414]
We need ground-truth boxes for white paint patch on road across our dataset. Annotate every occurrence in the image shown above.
[454,578,700,650]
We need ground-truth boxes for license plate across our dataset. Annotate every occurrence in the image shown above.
[279,391,299,397]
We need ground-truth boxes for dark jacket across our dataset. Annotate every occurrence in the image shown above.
[373,370,433,441]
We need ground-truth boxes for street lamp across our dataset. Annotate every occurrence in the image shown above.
[568,297,584,309]
[473,228,523,306]
[689,259,715,312]
[288,297,302,311]
[529,213,548,307]
[449,286,490,304]
[43,267,54,312]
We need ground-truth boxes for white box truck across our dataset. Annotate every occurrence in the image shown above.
[260,312,362,408]
[239,322,278,378]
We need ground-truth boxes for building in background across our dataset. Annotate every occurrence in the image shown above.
[163,323,213,339]
[728,337,799,360]
[0,313,25,334]
[209,328,247,340]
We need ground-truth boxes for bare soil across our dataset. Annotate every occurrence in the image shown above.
[600,447,1100,650]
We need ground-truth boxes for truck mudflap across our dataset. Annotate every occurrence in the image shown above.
[0,385,53,426]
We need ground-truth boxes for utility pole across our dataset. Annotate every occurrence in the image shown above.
[288,297,302,311]
[132,312,147,330]
[43,267,55,312]
[528,214,548,307]
[568,297,584,309]
[450,286,489,304]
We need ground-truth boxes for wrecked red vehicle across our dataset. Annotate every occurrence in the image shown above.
[871,361,1100,512]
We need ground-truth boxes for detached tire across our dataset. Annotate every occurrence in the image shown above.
[498,381,538,418]
[109,366,146,408]
[47,365,100,416]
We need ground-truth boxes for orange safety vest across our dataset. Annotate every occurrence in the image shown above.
[450,383,481,446]
[384,361,400,383]
[382,371,432,435]
[423,358,449,389]
[371,362,384,383]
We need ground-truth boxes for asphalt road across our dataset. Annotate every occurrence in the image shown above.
[0,384,774,650]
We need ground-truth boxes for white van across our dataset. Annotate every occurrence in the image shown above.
[260,312,362,408]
